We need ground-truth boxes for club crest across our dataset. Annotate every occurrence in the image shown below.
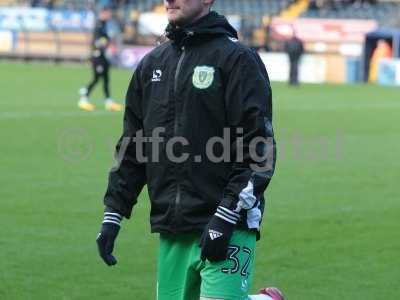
[192,66,215,89]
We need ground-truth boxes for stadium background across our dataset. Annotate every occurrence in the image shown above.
[0,0,399,299]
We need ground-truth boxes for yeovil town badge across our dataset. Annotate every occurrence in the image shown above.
[192,66,215,89]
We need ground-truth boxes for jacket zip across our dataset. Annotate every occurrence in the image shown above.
[174,46,186,135]
[173,46,186,223]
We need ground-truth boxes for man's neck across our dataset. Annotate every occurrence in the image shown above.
[191,9,210,24]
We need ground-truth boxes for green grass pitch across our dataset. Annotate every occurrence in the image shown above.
[0,62,399,299]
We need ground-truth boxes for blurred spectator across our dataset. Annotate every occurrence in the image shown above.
[263,16,272,52]
[368,39,393,83]
[284,29,304,86]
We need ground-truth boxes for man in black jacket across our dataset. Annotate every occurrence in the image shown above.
[96,1,281,299]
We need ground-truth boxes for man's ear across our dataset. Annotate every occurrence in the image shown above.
[203,0,214,6]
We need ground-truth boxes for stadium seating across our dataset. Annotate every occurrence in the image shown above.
[213,0,293,25]
[0,0,294,20]
[0,0,296,60]
[3,0,399,30]
[302,1,400,28]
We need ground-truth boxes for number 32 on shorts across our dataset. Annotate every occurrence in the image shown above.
[221,245,252,276]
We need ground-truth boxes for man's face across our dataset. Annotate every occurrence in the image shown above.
[99,9,112,21]
[164,0,206,25]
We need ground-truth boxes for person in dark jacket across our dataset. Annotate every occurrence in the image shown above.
[96,1,281,299]
[284,29,304,86]
[78,8,123,112]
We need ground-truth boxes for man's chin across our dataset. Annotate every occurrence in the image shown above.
[168,12,192,26]
[168,17,184,26]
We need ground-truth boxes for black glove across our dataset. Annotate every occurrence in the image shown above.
[96,207,122,266]
[200,206,240,262]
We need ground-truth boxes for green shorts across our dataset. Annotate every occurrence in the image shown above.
[157,230,256,300]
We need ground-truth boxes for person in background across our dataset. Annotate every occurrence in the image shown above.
[78,8,123,112]
[263,16,272,52]
[368,39,393,83]
[284,28,304,86]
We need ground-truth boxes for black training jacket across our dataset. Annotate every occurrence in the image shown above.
[104,12,276,235]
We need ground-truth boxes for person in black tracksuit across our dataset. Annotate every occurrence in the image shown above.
[284,33,304,86]
[85,17,111,99]
[96,7,279,300]
[79,9,122,111]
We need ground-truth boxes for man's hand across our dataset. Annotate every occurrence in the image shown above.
[200,206,240,262]
[96,208,122,266]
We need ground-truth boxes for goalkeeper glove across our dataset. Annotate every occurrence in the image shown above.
[96,207,122,266]
[200,206,240,262]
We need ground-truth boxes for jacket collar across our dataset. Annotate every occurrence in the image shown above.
[165,11,238,47]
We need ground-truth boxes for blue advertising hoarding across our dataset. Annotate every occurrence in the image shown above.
[0,7,95,32]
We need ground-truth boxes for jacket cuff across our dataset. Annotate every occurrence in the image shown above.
[104,196,132,219]
[215,206,240,225]
[219,196,239,212]
[103,207,123,226]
